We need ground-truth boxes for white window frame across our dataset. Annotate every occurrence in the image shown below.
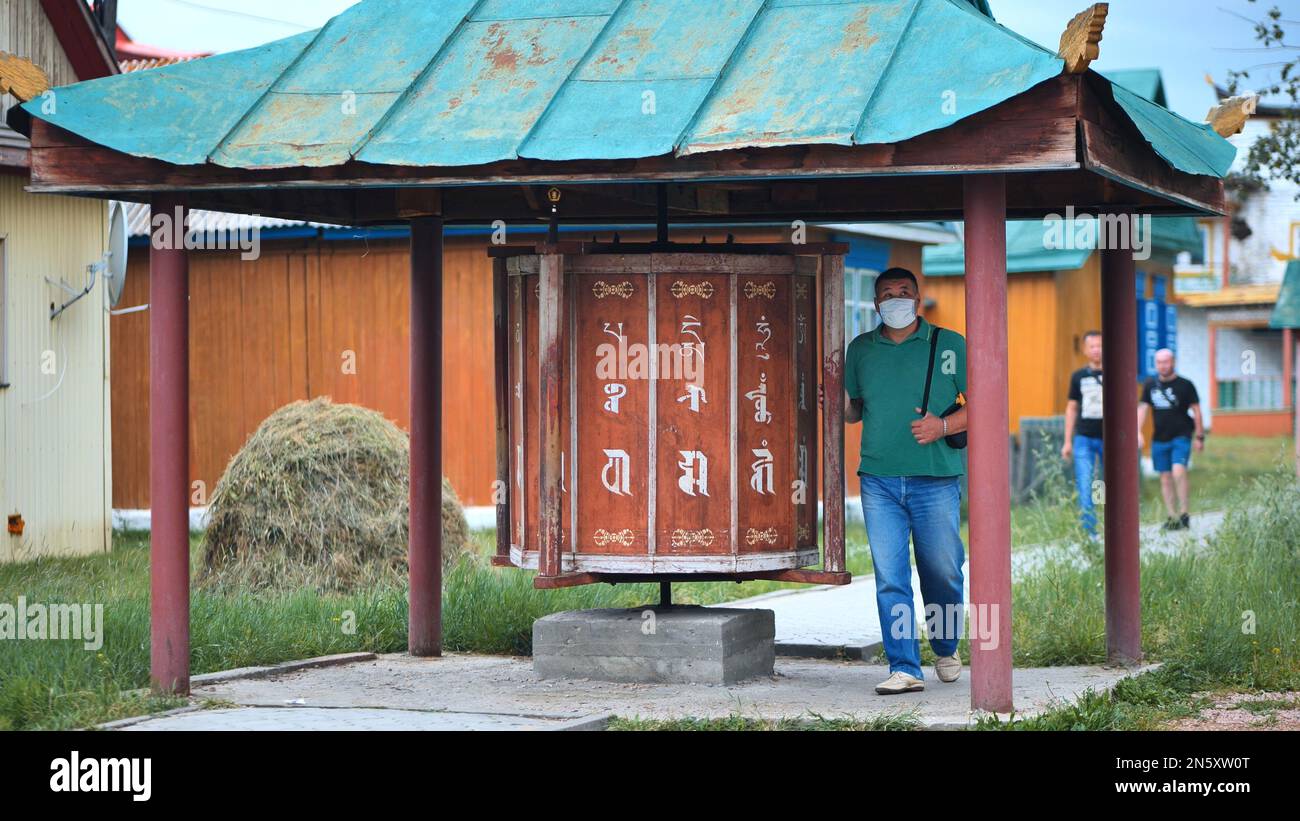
[844,266,880,343]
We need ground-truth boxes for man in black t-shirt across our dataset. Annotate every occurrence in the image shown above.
[1138,349,1205,531]
[1062,331,1105,537]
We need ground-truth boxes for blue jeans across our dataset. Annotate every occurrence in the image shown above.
[1072,434,1104,536]
[1151,436,1192,473]
[860,473,966,679]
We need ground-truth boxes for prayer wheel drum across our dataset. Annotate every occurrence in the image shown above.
[492,242,850,585]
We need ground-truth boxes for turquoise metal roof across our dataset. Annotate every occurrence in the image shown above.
[1108,82,1238,178]
[923,217,1206,277]
[1271,261,1300,329]
[22,0,1234,181]
[1102,69,1167,106]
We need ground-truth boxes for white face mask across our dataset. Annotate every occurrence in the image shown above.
[878,297,918,330]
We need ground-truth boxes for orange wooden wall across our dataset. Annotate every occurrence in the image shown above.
[112,235,500,508]
[922,268,1066,433]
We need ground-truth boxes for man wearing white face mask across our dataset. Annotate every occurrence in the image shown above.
[841,268,969,695]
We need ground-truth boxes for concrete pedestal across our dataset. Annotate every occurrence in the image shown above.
[533,606,775,684]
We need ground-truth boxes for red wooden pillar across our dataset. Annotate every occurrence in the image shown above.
[821,253,846,573]
[409,217,444,657]
[149,194,190,695]
[1102,235,1142,664]
[963,174,1013,714]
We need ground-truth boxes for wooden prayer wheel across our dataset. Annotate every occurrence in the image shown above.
[491,242,850,587]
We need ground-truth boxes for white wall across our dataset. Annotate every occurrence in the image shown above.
[0,175,111,561]
[1226,119,1300,286]
[1176,307,1213,428]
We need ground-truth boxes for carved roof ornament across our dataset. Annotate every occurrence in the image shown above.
[0,51,50,103]
[1205,94,1260,138]
[1058,3,1109,75]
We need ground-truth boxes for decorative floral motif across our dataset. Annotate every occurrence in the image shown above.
[670,280,715,299]
[795,282,809,300]
[670,529,716,549]
[745,527,779,546]
[744,281,777,300]
[593,528,636,547]
[592,281,635,299]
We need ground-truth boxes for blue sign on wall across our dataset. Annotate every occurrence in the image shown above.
[1136,274,1177,381]
[1139,298,1161,379]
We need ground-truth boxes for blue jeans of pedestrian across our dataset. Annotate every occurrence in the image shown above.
[1072,434,1104,536]
[860,473,966,680]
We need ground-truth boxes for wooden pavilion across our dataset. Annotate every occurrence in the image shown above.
[6,0,1240,712]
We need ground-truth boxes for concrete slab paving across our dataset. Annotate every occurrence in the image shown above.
[111,652,1161,730]
[119,705,606,731]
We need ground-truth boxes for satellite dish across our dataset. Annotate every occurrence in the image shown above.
[104,202,129,307]
[47,201,131,320]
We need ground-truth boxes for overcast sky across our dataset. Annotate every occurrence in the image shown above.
[115,0,1300,120]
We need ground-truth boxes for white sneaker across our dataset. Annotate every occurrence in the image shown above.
[875,671,925,695]
[935,654,962,683]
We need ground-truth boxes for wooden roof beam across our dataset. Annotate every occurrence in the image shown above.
[1059,3,1109,74]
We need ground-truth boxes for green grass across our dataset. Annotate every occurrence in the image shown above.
[974,463,1300,730]
[1002,435,1295,548]
[608,711,922,731]
[0,438,1293,730]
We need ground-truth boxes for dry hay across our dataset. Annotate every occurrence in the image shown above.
[197,398,472,593]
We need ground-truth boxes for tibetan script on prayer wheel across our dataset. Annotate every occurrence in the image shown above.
[492,243,848,584]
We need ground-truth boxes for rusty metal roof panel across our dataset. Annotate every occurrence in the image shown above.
[21,0,1236,181]
[359,0,617,167]
[681,0,928,154]
[517,0,766,161]
[849,0,1064,147]
[32,30,316,165]
[211,0,479,168]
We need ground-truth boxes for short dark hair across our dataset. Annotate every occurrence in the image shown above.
[1082,330,1103,342]
[874,267,918,297]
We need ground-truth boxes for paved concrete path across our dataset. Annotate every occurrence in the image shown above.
[112,652,1156,731]
[119,706,601,731]
[726,511,1225,658]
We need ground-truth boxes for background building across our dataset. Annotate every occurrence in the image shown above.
[0,0,119,561]
[1173,87,1299,438]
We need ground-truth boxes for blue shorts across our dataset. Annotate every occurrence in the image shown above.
[1151,437,1192,473]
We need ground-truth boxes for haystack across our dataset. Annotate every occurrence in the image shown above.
[197,398,472,593]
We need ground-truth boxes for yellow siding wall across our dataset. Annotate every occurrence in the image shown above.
[920,269,1062,433]
[1053,255,1104,415]
[0,174,110,561]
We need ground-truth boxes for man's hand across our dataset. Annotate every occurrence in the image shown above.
[1194,437,1205,453]
[1061,440,1073,461]
[911,409,945,445]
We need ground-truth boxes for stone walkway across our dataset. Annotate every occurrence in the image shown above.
[109,652,1157,731]
[726,511,1224,658]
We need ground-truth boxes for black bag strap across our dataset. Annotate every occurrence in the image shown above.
[921,325,942,417]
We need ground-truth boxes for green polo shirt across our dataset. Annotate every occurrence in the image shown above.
[845,317,967,478]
